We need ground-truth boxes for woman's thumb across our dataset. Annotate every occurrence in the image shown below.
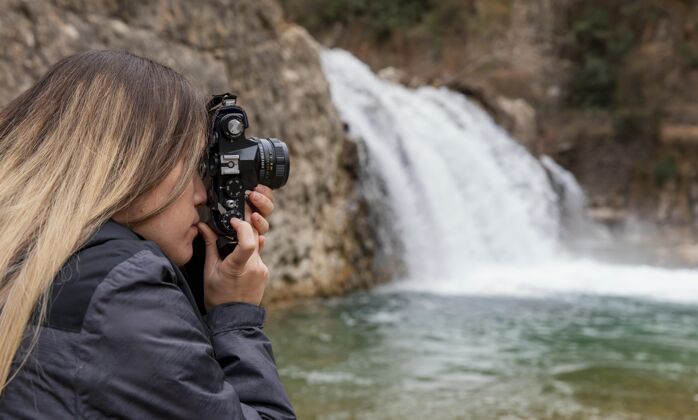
[197,222,220,269]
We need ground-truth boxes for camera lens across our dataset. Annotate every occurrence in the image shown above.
[257,138,290,189]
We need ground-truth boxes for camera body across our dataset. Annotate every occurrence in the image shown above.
[202,93,290,257]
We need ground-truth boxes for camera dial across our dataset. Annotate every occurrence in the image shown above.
[226,118,245,138]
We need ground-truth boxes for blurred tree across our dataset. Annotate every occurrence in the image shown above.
[279,0,509,46]
[559,0,665,109]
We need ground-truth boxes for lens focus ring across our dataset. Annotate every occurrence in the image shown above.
[256,138,290,189]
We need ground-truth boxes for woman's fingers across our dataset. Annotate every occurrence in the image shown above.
[198,218,262,270]
[243,200,271,232]
[248,187,274,218]
[225,218,258,267]
[244,201,254,224]
[251,212,269,235]
[245,185,273,234]
[254,184,273,200]
[197,222,220,272]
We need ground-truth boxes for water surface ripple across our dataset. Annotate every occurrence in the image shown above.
[267,292,698,419]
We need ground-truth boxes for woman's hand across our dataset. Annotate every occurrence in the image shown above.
[245,185,275,252]
[196,185,275,309]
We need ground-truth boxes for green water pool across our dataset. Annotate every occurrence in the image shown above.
[265,292,698,419]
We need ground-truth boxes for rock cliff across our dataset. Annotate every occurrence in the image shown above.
[0,0,387,301]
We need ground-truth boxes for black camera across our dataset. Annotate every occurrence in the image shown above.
[201,93,290,257]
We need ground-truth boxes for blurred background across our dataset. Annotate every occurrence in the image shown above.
[3,0,698,418]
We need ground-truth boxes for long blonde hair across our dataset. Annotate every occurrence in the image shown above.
[0,50,207,392]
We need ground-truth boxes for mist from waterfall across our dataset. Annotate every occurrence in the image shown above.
[321,49,698,303]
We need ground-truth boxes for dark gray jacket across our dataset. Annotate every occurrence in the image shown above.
[0,220,296,419]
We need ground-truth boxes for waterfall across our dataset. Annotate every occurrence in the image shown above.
[539,155,610,245]
[321,49,559,275]
[321,49,698,303]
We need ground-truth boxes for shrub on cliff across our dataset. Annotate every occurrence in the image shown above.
[559,0,664,109]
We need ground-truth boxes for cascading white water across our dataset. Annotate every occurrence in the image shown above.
[539,155,609,243]
[540,155,588,228]
[321,49,698,303]
[321,50,559,275]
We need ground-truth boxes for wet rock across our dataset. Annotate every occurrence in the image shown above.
[495,96,538,151]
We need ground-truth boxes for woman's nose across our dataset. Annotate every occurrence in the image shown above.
[193,174,207,207]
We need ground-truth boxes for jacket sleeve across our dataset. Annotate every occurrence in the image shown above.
[75,249,296,420]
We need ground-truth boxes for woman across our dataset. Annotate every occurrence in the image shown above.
[0,50,295,419]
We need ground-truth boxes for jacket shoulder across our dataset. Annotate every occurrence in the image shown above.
[46,225,174,333]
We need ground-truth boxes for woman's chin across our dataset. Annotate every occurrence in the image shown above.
[172,243,194,267]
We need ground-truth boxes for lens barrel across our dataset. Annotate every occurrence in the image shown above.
[257,137,290,189]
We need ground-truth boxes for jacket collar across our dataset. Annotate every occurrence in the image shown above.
[82,219,145,250]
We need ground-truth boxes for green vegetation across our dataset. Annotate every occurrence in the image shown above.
[281,0,428,42]
[560,1,665,109]
[678,42,698,70]
[612,107,659,145]
[279,0,509,44]
[654,155,678,187]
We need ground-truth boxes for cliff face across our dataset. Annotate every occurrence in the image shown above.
[0,0,386,300]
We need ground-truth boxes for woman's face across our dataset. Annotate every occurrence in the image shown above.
[113,161,206,266]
